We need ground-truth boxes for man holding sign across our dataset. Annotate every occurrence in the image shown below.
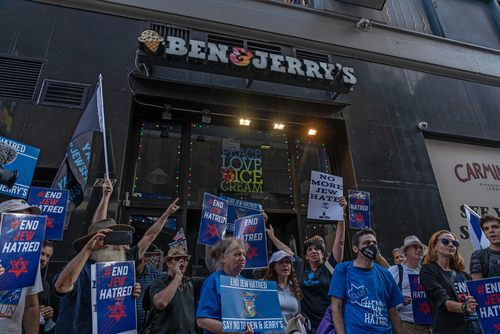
[0,199,43,334]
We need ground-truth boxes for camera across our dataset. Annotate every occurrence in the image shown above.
[418,122,428,131]
[356,18,372,30]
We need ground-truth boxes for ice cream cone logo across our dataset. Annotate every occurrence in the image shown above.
[229,48,253,66]
[138,30,164,53]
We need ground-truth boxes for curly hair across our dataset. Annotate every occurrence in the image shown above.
[263,261,302,301]
[423,230,465,272]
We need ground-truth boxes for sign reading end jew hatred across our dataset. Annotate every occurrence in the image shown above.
[0,213,46,291]
[198,193,228,246]
[466,277,500,334]
[408,274,433,324]
[220,197,262,233]
[307,171,343,221]
[91,261,137,334]
[348,190,370,229]
[234,214,268,269]
[221,276,284,332]
[28,187,69,240]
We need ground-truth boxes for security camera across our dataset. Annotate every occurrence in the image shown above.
[356,18,372,30]
[418,122,428,131]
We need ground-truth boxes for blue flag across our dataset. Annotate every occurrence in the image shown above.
[51,83,103,216]
[466,277,500,334]
[91,261,137,334]
[234,214,268,269]
[198,193,228,246]
[221,276,284,332]
[0,213,46,291]
[408,274,433,324]
[464,205,490,251]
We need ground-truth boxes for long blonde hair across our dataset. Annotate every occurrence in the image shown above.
[423,230,465,272]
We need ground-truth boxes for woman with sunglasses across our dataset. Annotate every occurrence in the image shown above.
[420,230,480,334]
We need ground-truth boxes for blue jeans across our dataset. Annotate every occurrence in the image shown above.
[466,319,482,334]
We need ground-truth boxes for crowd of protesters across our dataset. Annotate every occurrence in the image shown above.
[1,183,500,334]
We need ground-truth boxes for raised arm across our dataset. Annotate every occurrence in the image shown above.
[264,215,293,255]
[54,229,111,294]
[136,198,180,259]
[332,196,347,263]
[92,174,113,223]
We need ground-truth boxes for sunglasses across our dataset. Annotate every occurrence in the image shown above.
[439,238,459,247]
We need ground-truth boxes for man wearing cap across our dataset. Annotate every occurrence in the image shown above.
[147,246,205,334]
[53,219,142,334]
[393,248,406,265]
[0,199,43,334]
[388,236,430,334]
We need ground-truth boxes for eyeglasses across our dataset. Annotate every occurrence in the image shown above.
[439,238,459,247]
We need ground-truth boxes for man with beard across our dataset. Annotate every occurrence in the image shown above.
[329,229,405,334]
[147,246,205,334]
[54,219,142,334]
[389,236,430,334]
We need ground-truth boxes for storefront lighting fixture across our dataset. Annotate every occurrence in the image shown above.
[308,129,317,135]
[274,123,285,130]
[201,109,211,124]
[240,119,250,126]
[162,104,172,120]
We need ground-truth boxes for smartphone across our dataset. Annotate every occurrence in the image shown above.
[103,231,133,245]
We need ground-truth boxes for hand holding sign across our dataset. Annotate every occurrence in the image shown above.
[0,263,3,276]
[464,295,478,314]
[133,282,141,299]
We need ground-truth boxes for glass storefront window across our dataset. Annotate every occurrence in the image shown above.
[295,139,330,210]
[188,123,293,210]
[133,122,181,199]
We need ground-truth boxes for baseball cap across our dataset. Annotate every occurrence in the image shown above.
[0,199,41,215]
[269,250,295,264]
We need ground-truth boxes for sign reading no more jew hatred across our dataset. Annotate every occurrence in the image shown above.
[137,30,357,94]
[307,171,343,221]
[0,213,46,291]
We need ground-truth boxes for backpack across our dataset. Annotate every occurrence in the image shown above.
[142,282,163,334]
[397,264,403,291]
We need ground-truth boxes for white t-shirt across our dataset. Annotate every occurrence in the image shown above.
[0,266,43,334]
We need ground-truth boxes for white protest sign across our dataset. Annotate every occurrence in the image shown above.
[307,171,343,221]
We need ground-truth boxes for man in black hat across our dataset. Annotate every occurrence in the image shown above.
[53,219,142,334]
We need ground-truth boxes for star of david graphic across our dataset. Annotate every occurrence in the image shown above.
[9,257,29,277]
[207,224,219,238]
[246,245,258,260]
[354,212,365,223]
[46,217,55,228]
[419,302,431,315]
[108,302,127,322]
[347,284,368,306]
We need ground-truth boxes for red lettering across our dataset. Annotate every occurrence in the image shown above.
[49,199,59,205]
[466,163,477,180]
[455,164,468,182]
[25,231,35,241]
[483,164,498,180]
[473,163,485,178]
[118,277,126,286]
[13,231,21,241]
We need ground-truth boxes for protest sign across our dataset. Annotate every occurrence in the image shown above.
[221,197,262,233]
[221,276,284,332]
[307,171,343,221]
[408,274,433,324]
[0,136,40,199]
[348,190,370,229]
[28,187,69,240]
[0,213,46,291]
[91,261,137,334]
[198,193,228,246]
[466,276,500,334]
[234,214,268,269]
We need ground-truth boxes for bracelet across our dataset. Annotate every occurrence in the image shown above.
[461,303,469,314]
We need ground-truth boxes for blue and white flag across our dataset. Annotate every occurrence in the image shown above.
[464,205,490,251]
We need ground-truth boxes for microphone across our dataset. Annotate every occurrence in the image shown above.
[0,141,19,189]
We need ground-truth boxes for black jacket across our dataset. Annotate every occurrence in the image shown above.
[420,262,472,334]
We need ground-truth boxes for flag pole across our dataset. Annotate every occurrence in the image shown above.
[463,204,481,219]
[98,74,110,179]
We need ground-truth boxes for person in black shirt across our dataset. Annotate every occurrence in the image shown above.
[470,214,500,279]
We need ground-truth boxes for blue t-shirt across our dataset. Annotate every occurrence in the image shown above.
[196,270,263,334]
[328,261,405,334]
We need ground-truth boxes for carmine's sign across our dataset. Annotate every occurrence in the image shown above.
[137,30,357,94]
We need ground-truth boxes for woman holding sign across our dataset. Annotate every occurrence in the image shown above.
[197,237,261,334]
[420,230,480,334]
[263,250,306,333]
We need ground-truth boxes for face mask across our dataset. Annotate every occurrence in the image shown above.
[359,244,379,261]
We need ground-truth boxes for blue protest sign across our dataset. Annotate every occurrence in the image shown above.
[91,261,137,334]
[220,197,262,233]
[198,193,227,246]
[466,277,500,334]
[0,137,40,199]
[0,213,46,291]
[221,276,284,332]
[348,190,370,229]
[234,214,268,269]
[408,274,433,324]
[28,187,69,241]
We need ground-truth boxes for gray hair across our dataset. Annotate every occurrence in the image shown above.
[392,248,400,255]
[210,237,249,264]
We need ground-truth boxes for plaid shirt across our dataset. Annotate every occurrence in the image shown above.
[137,265,164,333]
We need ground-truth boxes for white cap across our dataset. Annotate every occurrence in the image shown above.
[269,250,295,264]
[0,199,41,215]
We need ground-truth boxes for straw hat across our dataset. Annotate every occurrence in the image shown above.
[163,246,191,263]
[398,235,428,257]
[286,318,302,334]
[73,218,135,252]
